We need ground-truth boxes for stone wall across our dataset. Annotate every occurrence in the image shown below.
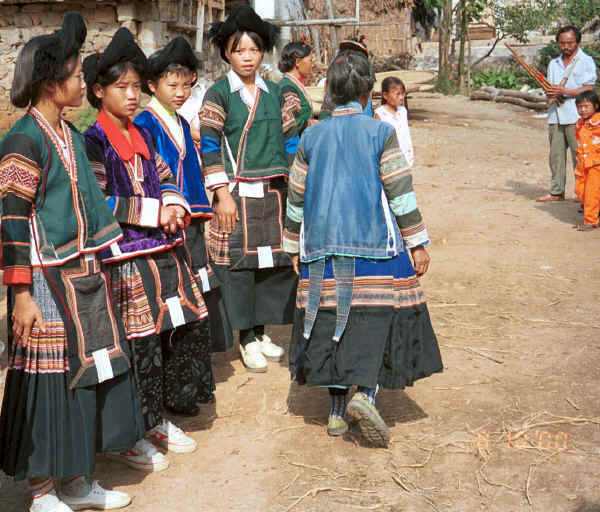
[0,0,229,129]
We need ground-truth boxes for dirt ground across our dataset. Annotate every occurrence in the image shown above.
[1,93,600,512]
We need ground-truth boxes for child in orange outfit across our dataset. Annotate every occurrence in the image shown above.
[574,91,600,231]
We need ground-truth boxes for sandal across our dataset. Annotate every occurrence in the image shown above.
[576,224,598,231]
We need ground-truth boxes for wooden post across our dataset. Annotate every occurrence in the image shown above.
[325,0,338,54]
[195,0,204,52]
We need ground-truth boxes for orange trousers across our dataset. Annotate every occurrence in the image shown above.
[575,165,600,225]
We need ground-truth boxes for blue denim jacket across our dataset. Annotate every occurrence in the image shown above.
[299,102,403,262]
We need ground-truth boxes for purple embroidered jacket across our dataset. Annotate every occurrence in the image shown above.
[84,122,190,262]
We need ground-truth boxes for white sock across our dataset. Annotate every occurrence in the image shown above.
[29,479,61,511]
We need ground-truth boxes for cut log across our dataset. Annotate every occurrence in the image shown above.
[496,96,548,111]
[480,86,546,102]
[471,87,548,111]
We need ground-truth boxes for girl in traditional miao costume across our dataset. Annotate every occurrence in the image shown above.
[278,42,316,136]
[284,51,443,447]
[83,28,212,472]
[0,14,143,512]
[135,36,234,354]
[199,5,299,372]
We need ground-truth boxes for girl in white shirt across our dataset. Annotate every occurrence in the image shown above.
[374,77,414,166]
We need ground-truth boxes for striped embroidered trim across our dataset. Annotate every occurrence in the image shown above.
[90,161,107,190]
[296,274,426,310]
[283,229,299,254]
[283,73,314,112]
[282,105,297,133]
[112,269,156,338]
[207,216,230,266]
[289,159,308,194]
[200,101,226,131]
[0,154,41,201]
[9,321,69,373]
[155,152,174,182]
[331,106,362,117]
[283,91,303,114]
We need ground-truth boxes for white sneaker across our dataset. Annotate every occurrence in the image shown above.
[240,340,268,372]
[59,480,131,511]
[258,334,285,361]
[147,419,197,453]
[105,438,169,473]
[30,499,73,512]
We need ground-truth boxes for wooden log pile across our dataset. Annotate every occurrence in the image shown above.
[470,86,548,111]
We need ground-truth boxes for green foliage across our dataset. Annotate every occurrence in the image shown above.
[493,0,559,43]
[72,107,98,133]
[561,0,600,30]
[471,66,538,89]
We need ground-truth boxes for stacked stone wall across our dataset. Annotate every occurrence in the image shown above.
[0,0,228,129]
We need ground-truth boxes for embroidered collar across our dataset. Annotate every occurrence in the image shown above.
[332,101,364,117]
[284,72,313,110]
[147,96,184,149]
[29,107,78,181]
[97,110,150,162]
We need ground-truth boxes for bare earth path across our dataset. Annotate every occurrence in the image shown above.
[1,94,599,512]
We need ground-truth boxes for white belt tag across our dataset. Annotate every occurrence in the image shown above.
[238,180,264,198]
[166,296,186,327]
[199,267,211,292]
[257,246,274,269]
[110,242,122,257]
[93,348,114,383]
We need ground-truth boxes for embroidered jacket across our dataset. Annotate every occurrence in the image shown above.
[284,102,429,262]
[134,100,212,217]
[85,110,191,262]
[279,73,313,135]
[0,109,123,284]
[575,112,600,174]
[199,70,299,190]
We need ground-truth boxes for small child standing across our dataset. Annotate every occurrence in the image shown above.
[374,77,414,167]
[574,91,600,231]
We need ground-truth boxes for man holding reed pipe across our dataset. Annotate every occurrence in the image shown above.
[537,25,597,202]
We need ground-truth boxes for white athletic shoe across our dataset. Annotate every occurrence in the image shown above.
[105,438,169,473]
[258,334,285,361]
[147,419,197,453]
[30,500,73,512]
[240,340,268,372]
[59,480,131,511]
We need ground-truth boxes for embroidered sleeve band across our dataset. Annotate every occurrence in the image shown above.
[379,132,430,247]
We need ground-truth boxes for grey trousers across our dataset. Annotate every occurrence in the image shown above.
[548,123,577,196]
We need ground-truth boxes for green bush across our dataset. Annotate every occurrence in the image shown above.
[72,107,98,133]
[471,67,537,90]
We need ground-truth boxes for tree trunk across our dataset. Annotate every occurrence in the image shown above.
[458,0,468,94]
[438,0,453,84]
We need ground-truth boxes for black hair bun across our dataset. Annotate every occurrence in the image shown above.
[206,5,280,62]
[60,12,87,59]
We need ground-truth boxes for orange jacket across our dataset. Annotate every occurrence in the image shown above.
[575,112,600,176]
